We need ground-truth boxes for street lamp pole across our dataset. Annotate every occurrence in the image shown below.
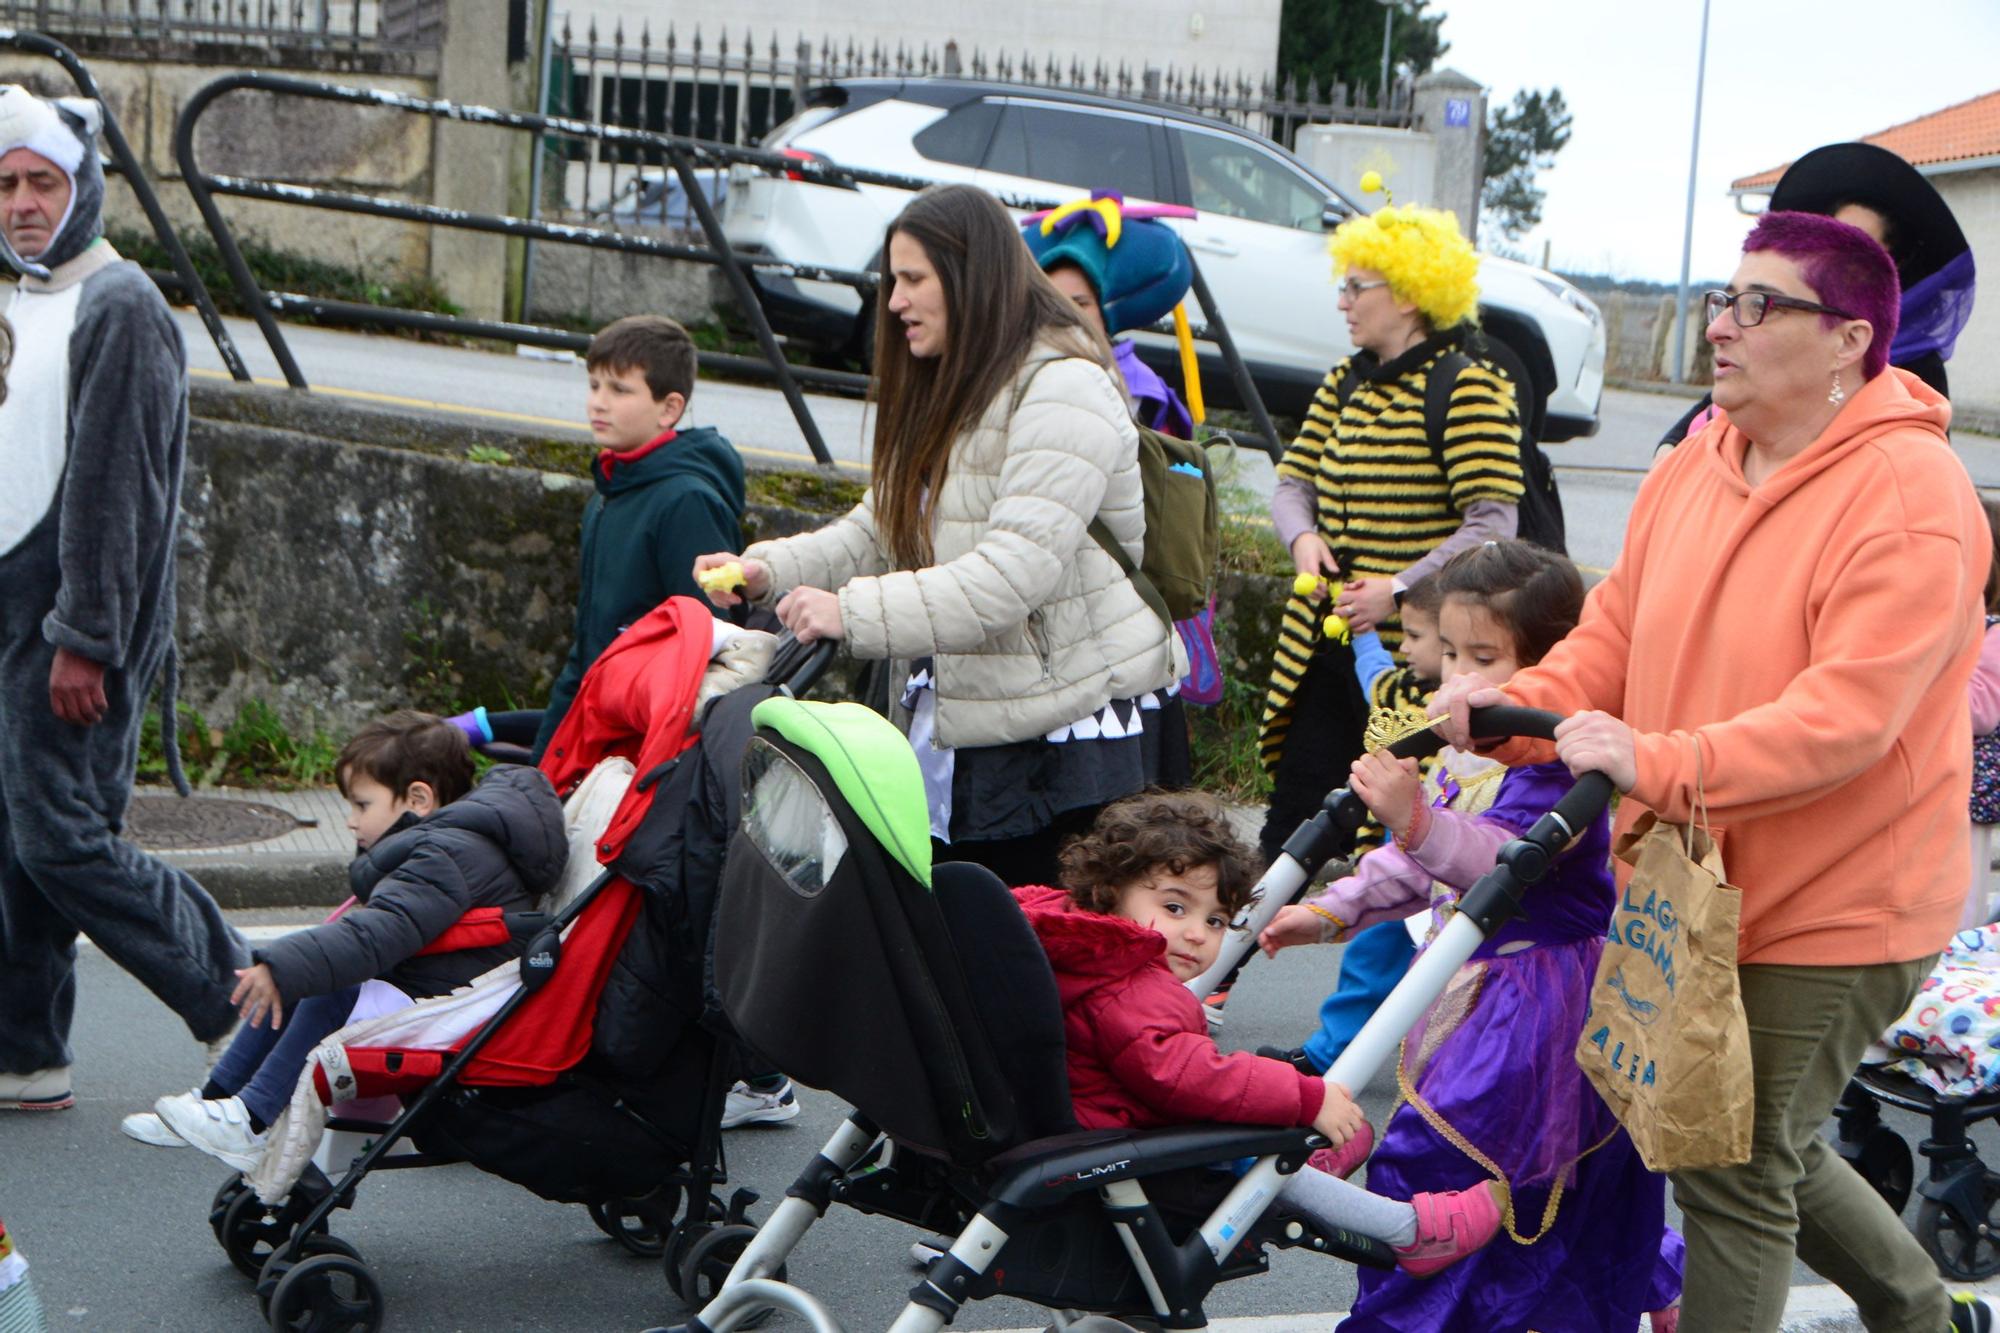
[1669,0,1712,384]
[1378,0,1395,106]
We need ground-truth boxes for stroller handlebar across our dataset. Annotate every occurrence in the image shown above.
[763,630,839,696]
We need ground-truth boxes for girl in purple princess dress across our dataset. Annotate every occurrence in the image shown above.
[1261,539,1683,1333]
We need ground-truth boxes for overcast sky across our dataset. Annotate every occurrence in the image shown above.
[1437,0,2000,283]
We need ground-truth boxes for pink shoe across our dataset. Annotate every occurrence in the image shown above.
[1394,1180,1508,1278]
[1648,1306,1679,1333]
[1306,1118,1375,1180]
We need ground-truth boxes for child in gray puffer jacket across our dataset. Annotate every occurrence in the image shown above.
[127,711,567,1170]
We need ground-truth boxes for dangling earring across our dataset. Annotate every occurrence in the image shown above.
[1828,368,1846,406]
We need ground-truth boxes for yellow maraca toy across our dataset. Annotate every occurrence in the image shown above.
[697,560,745,597]
[1292,573,1351,642]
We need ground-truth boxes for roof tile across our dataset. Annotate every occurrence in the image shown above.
[1731,87,2000,191]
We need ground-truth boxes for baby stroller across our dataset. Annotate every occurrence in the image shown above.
[661,700,1608,1333]
[1833,921,2000,1281]
[202,599,834,1331]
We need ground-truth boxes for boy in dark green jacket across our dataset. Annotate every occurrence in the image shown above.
[531,316,745,757]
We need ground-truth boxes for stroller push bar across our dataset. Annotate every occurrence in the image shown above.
[1188,704,1576,999]
[1197,706,1613,1264]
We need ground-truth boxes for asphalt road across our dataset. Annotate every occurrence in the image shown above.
[6,315,1990,1329]
[3,916,1982,1332]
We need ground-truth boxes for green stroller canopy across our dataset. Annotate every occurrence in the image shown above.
[747,697,932,888]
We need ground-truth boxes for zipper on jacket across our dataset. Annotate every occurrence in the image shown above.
[1026,609,1054,680]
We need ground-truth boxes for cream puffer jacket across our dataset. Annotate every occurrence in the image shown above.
[745,346,1181,749]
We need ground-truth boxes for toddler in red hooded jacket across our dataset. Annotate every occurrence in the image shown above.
[1014,791,1503,1276]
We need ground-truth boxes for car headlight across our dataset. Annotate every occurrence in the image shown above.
[1535,275,1602,327]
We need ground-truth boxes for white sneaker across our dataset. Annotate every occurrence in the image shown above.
[156,1094,266,1172]
[720,1078,800,1129]
[122,1089,200,1147]
[0,1066,73,1111]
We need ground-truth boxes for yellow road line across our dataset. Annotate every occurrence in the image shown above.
[189,367,869,474]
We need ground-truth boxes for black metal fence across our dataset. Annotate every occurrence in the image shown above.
[169,70,1283,464]
[0,0,442,50]
[545,17,1412,222]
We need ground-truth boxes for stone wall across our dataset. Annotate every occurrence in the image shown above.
[521,235,720,329]
[172,383,1288,736]
[5,18,530,321]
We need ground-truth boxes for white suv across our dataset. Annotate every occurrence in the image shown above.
[723,78,1605,440]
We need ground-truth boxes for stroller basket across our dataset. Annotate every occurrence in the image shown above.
[691,701,1611,1333]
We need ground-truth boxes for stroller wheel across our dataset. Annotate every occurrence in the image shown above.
[220,1187,315,1280]
[208,1174,252,1245]
[256,1234,365,1322]
[678,1223,782,1326]
[266,1253,384,1333]
[1851,1125,1915,1214]
[1917,1172,2000,1280]
[589,1186,681,1259]
[1046,1319,1149,1333]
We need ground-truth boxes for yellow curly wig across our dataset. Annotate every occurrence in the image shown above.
[1328,204,1481,330]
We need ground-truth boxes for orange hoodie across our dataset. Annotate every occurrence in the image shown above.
[1497,368,1985,966]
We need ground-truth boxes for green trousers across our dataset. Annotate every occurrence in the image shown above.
[1671,958,1949,1332]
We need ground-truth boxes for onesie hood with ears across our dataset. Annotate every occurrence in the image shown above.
[0,85,106,279]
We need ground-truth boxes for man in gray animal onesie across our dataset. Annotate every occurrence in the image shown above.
[0,86,246,1110]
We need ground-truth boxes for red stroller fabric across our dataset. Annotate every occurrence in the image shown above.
[324,597,715,1099]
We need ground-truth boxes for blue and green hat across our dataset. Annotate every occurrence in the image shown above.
[1021,192,1196,338]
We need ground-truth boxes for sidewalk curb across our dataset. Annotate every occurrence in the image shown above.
[161,850,350,909]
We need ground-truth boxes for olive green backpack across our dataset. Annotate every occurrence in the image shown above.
[1011,357,1219,625]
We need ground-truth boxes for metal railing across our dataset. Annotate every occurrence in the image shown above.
[172,70,1284,465]
[1,28,248,380]
[0,0,441,50]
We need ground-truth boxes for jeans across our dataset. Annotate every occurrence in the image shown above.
[209,985,361,1126]
[1670,959,1949,1332]
[1302,921,1416,1073]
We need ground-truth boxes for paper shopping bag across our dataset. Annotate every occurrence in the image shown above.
[1575,807,1753,1171]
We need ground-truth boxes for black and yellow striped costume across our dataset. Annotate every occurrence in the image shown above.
[1259,331,1524,776]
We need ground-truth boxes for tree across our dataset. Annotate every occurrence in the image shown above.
[1482,88,1573,240]
[1276,0,1449,103]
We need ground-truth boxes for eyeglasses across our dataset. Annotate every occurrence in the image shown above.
[1337,278,1391,303]
[1703,289,1857,329]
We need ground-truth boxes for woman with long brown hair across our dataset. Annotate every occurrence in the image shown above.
[696,184,1180,883]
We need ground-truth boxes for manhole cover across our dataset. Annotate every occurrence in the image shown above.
[125,796,304,851]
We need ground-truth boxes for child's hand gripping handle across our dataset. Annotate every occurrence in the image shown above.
[1322,707,1617,1099]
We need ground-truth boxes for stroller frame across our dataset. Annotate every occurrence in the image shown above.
[682,706,1611,1333]
[208,867,750,1324]
[1834,1065,2000,1280]
[210,627,840,1329]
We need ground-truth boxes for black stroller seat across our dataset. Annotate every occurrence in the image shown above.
[692,699,1393,1333]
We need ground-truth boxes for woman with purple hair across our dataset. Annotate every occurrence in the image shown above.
[1434,210,1997,1330]
[1660,140,1975,449]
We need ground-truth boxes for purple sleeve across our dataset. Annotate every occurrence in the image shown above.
[1403,805,1514,889]
[1972,624,2000,737]
[1392,500,1518,591]
[1307,843,1437,935]
[1271,475,1319,553]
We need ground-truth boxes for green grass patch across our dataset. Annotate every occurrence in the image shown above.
[1186,672,1273,806]
[139,698,342,790]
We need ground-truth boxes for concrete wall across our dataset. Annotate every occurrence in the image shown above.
[566,0,1282,80]
[171,383,1289,736]
[1935,167,1998,425]
[521,232,719,327]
